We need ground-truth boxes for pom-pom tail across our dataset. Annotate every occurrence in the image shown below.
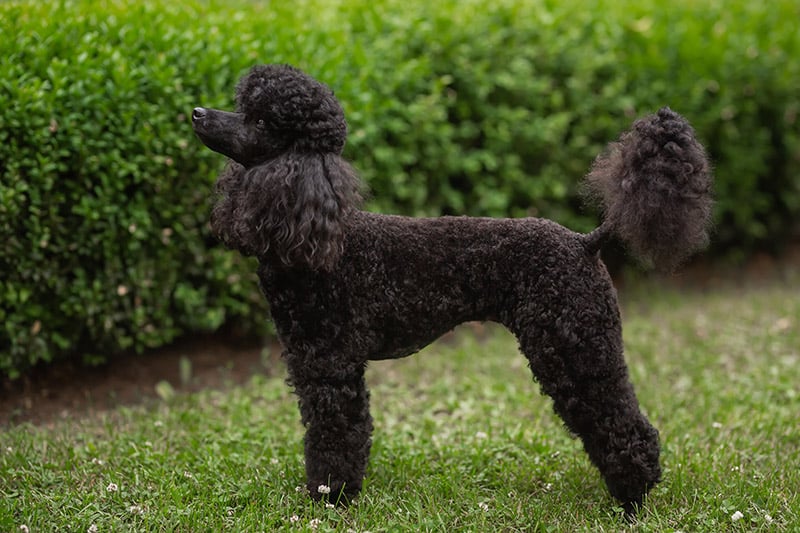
[584,107,714,271]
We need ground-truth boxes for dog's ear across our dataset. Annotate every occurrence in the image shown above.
[210,153,362,270]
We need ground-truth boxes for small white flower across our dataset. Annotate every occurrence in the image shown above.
[184,471,193,479]
[765,514,773,523]
[106,482,118,492]
[295,485,305,493]
[6,447,13,453]
[309,518,321,529]
[144,441,152,447]
[290,515,300,523]
[317,484,331,495]
[475,431,488,440]
[129,504,144,515]
[712,421,723,429]
[731,510,744,521]
[544,483,553,492]
[88,525,99,533]
[92,458,104,465]
[270,457,279,465]
[325,503,335,509]
[478,501,489,512]
[19,526,29,533]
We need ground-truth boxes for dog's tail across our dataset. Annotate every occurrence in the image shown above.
[582,107,713,271]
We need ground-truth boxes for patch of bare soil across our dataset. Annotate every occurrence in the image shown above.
[2,243,797,428]
[1,335,282,427]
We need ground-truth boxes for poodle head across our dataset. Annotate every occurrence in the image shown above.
[192,64,347,167]
[194,64,362,271]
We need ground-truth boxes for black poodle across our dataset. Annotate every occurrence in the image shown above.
[192,64,713,514]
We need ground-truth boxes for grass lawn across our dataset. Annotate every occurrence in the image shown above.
[1,275,798,531]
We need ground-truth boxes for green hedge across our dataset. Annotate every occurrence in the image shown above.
[340,0,800,243]
[0,0,269,377]
[1,0,798,377]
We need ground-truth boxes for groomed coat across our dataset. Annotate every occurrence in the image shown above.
[192,64,713,515]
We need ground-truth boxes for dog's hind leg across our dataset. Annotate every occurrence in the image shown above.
[286,355,373,504]
[510,311,661,514]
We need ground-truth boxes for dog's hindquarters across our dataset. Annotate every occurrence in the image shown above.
[519,107,711,512]
[502,249,661,513]
[514,327,661,513]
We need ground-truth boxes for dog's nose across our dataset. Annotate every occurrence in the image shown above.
[192,107,207,120]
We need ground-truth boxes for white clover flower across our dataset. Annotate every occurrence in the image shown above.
[88,525,98,533]
[475,431,488,440]
[295,485,305,493]
[91,458,104,466]
[765,514,773,523]
[309,518,321,529]
[731,510,744,521]
[478,502,489,512]
[290,515,300,524]
[325,503,335,509]
[19,526,29,533]
[317,484,331,495]
[129,504,144,515]
[270,457,279,465]
[712,422,723,429]
[106,482,118,492]
[154,420,164,427]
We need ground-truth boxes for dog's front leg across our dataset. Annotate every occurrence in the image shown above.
[288,359,373,504]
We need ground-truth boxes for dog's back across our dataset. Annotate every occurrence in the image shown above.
[259,210,611,362]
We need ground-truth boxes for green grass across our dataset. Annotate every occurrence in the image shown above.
[1,277,799,531]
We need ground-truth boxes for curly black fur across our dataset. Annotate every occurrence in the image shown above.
[192,64,714,515]
[211,154,362,269]
[197,65,363,269]
[584,107,714,271]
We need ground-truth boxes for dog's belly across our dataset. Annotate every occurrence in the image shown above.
[368,329,451,360]
[367,308,489,361]
[368,344,425,360]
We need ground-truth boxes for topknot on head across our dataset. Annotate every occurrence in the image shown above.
[235,64,347,154]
